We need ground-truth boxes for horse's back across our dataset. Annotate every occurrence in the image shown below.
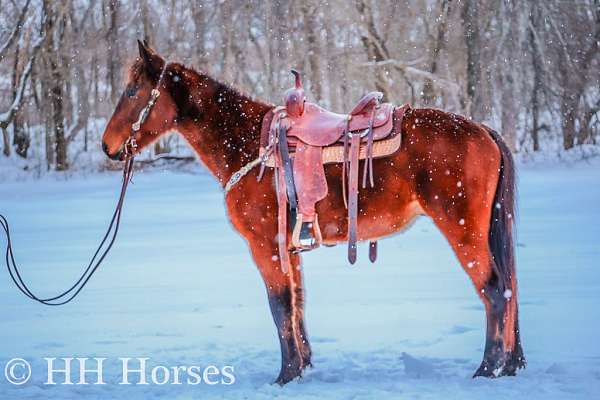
[317,107,502,244]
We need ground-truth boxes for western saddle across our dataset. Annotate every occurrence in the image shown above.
[257,70,409,272]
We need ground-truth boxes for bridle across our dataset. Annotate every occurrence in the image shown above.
[0,62,169,306]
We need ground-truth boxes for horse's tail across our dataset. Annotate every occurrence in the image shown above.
[486,128,517,291]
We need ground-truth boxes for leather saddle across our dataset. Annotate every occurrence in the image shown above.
[258,70,409,272]
[286,96,394,147]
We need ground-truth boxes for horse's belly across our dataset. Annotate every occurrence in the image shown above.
[320,199,424,245]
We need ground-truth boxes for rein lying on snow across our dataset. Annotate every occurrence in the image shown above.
[0,154,134,305]
[0,62,168,306]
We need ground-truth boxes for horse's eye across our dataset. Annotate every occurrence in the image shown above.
[126,86,137,97]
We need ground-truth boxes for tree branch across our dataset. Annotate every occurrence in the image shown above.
[0,33,45,129]
[361,59,462,94]
[0,0,31,61]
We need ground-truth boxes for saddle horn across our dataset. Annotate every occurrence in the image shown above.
[291,69,303,89]
[284,69,306,117]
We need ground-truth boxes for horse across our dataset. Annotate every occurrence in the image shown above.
[102,41,525,384]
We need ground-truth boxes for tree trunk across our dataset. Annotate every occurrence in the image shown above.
[191,0,207,67]
[499,0,519,152]
[462,0,484,121]
[51,66,67,170]
[106,0,120,105]
[529,3,543,152]
[562,101,577,150]
[44,0,68,170]
[422,0,450,107]
[12,50,29,158]
[324,18,339,111]
[219,0,234,82]
[13,115,29,158]
[2,128,9,157]
[301,1,322,102]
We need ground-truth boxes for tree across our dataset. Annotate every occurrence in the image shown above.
[0,0,44,157]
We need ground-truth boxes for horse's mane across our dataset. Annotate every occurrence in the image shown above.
[128,57,272,111]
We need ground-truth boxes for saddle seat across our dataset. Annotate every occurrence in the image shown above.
[285,93,394,147]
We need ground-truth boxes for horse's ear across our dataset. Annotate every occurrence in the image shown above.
[138,39,152,63]
[137,40,163,78]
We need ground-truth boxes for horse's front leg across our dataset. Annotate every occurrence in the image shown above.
[248,237,312,384]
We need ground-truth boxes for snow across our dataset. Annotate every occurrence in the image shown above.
[0,159,599,399]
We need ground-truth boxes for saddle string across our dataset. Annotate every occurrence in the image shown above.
[0,62,169,306]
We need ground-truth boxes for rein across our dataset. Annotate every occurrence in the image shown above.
[0,63,168,306]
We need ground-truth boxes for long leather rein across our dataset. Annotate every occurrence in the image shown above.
[0,63,168,306]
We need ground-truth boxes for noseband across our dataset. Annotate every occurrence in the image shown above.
[0,62,169,306]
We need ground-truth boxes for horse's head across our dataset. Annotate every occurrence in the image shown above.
[102,41,178,160]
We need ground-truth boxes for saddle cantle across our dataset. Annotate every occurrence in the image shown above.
[258,70,409,272]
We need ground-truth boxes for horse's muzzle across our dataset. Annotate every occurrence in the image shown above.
[102,141,124,161]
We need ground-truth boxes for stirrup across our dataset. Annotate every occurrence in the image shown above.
[291,214,322,252]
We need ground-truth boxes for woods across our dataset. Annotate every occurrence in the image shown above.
[0,0,599,171]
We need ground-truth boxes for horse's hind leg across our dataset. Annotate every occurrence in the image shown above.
[426,213,524,376]
[248,237,311,384]
[417,165,525,377]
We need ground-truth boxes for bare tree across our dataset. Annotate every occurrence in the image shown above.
[1,0,44,157]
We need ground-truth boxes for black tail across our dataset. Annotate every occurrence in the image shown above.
[486,129,517,291]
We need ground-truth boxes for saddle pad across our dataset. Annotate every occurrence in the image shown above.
[259,131,401,168]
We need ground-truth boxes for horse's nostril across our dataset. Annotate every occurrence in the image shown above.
[102,142,109,156]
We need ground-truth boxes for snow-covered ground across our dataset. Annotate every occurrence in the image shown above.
[0,159,599,399]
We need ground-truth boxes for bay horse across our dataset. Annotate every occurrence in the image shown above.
[102,42,525,384]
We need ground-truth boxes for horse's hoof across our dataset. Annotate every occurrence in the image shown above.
[473,361,498,378]
[273,362,304,385]
[473,352,526,378]
[273,371,301,386]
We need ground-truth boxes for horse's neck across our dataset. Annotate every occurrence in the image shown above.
[179,76,271,185]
